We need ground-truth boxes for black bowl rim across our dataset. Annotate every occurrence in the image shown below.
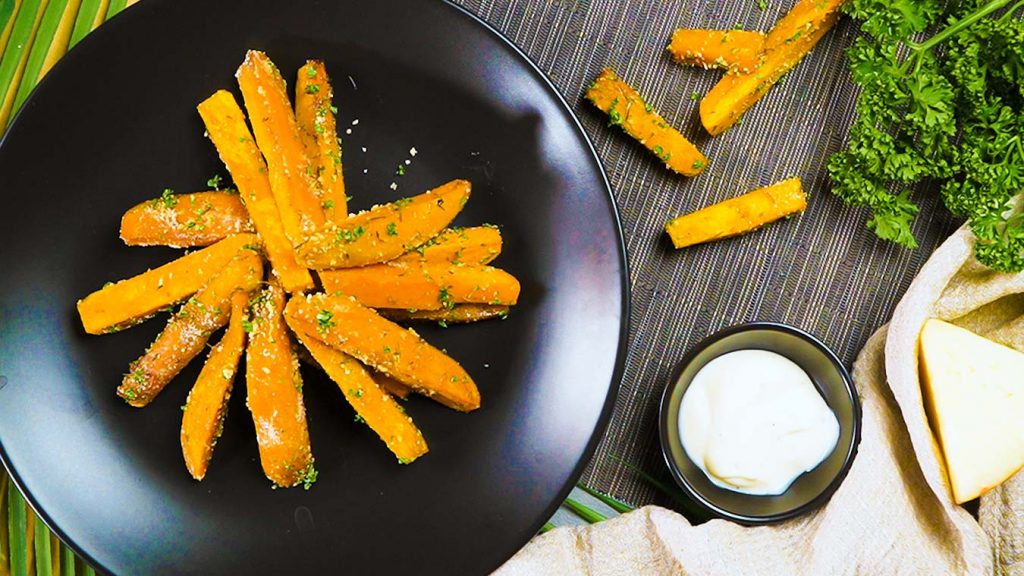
[658,321,862,525]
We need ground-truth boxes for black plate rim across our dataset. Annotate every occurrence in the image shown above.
[0,0,632,572]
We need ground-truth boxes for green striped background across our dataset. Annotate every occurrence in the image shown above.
[1,2,137,573]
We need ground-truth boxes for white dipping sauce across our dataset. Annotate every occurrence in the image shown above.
[679,349,840,495]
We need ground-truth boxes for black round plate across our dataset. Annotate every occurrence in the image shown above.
[0,1,628,574]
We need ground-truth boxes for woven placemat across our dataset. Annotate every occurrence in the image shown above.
[453,0,961,511]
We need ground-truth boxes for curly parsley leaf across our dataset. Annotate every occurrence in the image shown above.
[829,0,1024,270]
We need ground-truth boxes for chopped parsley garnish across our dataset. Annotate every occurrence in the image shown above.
[155,188,177,209]
[316,310,335,331]
[299,462,318,490]
[305,84,321,94]
[607,97,623,127]
[439,287,455,310]
[386,222,398,236]
[305,65,318,79]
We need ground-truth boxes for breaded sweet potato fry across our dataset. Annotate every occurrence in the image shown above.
[181,291,250,480]
[379,304,510,325]
[295,60,347,223]
[284,293,480,412]
[296,179,472,269]
[247,282,315,488]
[77,233,258,335]
[118,250,263,407]
[198,90,314,293]
[120,191,254,248]
[391,225,502,266]
[586,68,707,177]
[237,50,326,244]
[318,262,520,310]
[294,330,428,463]
[374,372,412,399]
[664,176,806,249]
[667,29,766,74]
[699,0,845,135]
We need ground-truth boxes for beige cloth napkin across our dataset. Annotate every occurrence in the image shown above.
[496,226,1022,575]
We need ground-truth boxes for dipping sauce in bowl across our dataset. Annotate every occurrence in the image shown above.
[659,322,861,524]
[679,349,840,496]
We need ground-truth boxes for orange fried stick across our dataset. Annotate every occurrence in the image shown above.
[237,50,326,244]
[295,60,347,223]
[118,250,263,407]
[198,90,314,293]
[247,282,316,488]
[181,291,250,480]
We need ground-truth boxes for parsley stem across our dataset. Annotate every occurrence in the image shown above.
[997,0,1024,22]
[908,0,1015,53]
[562,497,607,524]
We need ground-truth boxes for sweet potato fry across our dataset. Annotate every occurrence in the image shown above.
[374,372,412,399]
[392,225,502,265]
[284,293,480,412]
[120,191,254,248]
[77,233,258,335]
[586,68,707,177]
[237,50,326,244]
[295,60,347,223]
[699,0,844,135]
[318,262,520,310]
[118,250,263,407]
[667,29,766,74]
[664,176,806,249]
[247,282,315,488]
[181,291,250,480]
[379,304,510,325]
[294,330,428,463]
[198,90,314,293]
[296,179,472,269]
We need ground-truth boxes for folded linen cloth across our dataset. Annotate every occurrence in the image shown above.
[497,225,1022,575]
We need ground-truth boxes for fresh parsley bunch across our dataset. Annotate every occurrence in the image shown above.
[828,0,1024,270]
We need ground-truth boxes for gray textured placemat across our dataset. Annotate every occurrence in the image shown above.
[452,0,960,512]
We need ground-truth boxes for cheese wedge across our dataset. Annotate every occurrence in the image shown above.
[919,318,1024,503]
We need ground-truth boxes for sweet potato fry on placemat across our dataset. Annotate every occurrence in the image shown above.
[284,293,481,412]
[667,29,765,74]
[198,89,314,293]
[181,291,250,481]
[664,176,807,249]
[247,282,315,488]
[120,191,254,248]
[699,0,845,135]
[118,250,263,407]
[586,68,707,177]
[295,60,348,223]
[296,179,472,269]
[294,330,429,464]
[77,233,258,335]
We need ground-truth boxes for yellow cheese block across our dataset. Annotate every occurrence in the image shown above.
[919,318,1024,504]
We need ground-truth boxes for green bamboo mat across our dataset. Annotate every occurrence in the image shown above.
[0,2,137,572]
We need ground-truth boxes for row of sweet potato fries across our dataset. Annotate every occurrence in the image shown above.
[76,50,521,488]
[586,0,843,249]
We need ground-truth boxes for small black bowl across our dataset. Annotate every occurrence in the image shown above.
[659,322,861,524]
